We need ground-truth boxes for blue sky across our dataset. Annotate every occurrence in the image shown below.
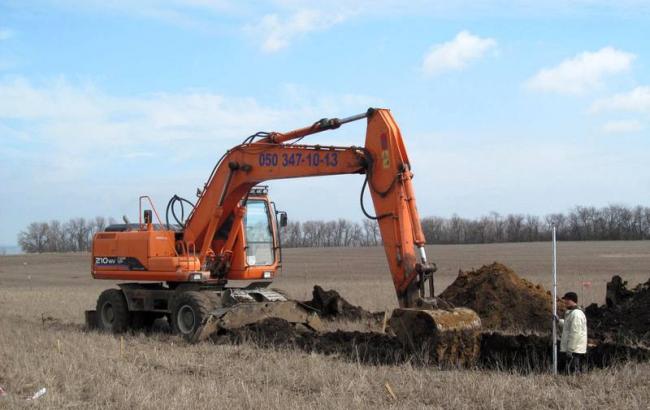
[1,1,650,245]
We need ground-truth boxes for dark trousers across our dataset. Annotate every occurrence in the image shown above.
[560,352,584,374]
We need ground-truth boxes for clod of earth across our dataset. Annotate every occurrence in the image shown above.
[301,285,384,322]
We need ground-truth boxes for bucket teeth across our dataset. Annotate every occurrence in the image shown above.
[389,308,482,366]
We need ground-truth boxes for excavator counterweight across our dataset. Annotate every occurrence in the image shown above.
[87,108,481,365]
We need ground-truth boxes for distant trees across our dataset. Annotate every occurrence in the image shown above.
[280,219,380,248]
[16,205,650,253]
[281,205,650,248]
[17,217,115,253]
[419,205,650,244]
[17,222,50,253]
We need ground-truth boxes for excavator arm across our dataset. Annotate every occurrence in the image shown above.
[363,109,436,308]
[183,108,437,308]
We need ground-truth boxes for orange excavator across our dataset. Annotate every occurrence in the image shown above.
[88,108,480,361]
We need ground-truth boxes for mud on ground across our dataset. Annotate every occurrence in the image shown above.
[211,318,650,372]
[214,263,650,372]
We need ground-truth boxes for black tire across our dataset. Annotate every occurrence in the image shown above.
[170,291,212,340]
[96,289,131,333]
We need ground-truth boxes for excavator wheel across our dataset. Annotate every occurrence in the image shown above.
[96,289,131,333]
[170,291,214,340]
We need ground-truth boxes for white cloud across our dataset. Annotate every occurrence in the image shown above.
[590,86,650,113]
[422,31,496,76]
[0,77,379,179]
[246,9,348,53]
[0,28,13,40]
[601,119,644,134]
[0,76,381,244]
[526,47,635,95]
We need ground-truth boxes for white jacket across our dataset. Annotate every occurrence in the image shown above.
[559,308,587,354]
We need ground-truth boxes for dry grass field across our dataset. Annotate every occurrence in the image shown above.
[1,241,649,409]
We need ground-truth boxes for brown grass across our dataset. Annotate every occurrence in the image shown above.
[1,241,649,408]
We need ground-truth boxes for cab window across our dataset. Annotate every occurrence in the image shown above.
[244,200,274,266]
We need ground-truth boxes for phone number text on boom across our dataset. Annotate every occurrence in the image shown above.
[258,152,339,167]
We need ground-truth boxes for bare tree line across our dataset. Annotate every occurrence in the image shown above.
[17,217,112,253]
[16,205,650,253]
[421,205,650,244]
[280,219,381,248]
[281,205,650,247]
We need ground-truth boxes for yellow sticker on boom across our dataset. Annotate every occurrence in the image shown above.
[382,150,390,168]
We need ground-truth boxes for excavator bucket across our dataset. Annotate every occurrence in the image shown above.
[191,301,323,343]
[389,307,482,367]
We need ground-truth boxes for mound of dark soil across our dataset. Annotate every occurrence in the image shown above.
[302,285,384,322]
[440,262,565,332]
[586,275,650,344]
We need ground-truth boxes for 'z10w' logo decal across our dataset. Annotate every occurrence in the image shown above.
[95,256,124,265]
[94,256,146,271]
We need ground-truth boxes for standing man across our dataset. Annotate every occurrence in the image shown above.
[557,291,588,374]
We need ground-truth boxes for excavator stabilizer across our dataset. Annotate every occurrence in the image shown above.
[390,307,482,366]
[191,301,323,343]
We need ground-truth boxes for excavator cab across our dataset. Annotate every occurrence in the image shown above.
[92,187,286,286]
[221,186,282,283]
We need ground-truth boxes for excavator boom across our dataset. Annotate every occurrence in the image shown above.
[181,108,440,307]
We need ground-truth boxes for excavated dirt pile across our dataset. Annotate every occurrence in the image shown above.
[586,275,650,344]
[440,262,565,332]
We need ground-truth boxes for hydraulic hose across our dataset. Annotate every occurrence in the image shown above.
[165,195,196,229]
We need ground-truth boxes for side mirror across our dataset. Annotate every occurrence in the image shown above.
[278,211,288,228]
[143,209,153,224]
